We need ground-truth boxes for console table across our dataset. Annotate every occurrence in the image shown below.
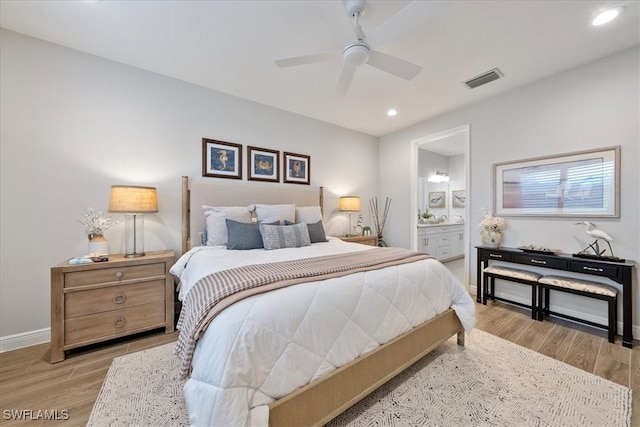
[476,246,635,348]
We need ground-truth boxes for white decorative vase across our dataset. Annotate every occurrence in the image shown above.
[88,234,109,255]
[481,229,502,248]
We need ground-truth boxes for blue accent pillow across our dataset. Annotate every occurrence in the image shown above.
[259,223,311,250]
[226,219,278,250]
[284,220,328,243]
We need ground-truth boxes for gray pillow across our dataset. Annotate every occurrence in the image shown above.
[259,223,311,250]
[226,219,277,250]
[285,220,328,243]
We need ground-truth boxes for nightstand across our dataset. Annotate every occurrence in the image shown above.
[340,235,379,246]
[50,250,175,363]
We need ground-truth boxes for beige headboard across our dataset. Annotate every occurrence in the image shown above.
[181,176,323,253]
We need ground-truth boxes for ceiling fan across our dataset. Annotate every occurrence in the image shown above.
[274,0,442,96]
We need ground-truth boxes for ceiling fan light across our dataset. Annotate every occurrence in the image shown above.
[343,44,369,66]
[592,7,624,26]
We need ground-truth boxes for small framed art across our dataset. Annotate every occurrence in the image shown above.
[248,146,279,182]
[202,138,242,180]
[428,191,446,208]
[283,152,310,185]
[452,190,466,208]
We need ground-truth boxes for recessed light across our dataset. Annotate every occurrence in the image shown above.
[592,7,625,26]
[387,109,397,117]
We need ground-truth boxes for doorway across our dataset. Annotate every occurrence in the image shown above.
[411,124,471,291]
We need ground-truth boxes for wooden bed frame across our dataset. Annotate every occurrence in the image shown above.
[180,176,464,426]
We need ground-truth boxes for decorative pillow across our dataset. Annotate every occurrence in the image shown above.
[295,206,323,224]
[285,220,328,243]
[259,223,311,250]
[254,204,295,224]
[226,219,278,250]
[202,205,252,246]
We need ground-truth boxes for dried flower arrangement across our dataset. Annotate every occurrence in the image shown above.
[478,212,506,232]
[78,207,117,238]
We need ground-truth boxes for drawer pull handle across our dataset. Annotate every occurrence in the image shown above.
[115,271,123,279]
[114,317,126,328]
[531,259,546,265]
[489,254,502,258]
[583,266,604,272]
[113,294,126,304]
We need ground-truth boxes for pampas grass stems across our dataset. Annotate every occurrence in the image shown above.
[370,197,391,239]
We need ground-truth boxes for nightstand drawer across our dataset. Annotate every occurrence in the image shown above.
[64,263,166,287]
[64,302,166,345]
[65,280,165,319]
[340,236,378,246]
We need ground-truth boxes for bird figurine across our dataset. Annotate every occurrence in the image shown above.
[575,221,614,257]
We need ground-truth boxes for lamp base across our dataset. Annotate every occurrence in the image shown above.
[124,213,146,258]
[124,252,146,258]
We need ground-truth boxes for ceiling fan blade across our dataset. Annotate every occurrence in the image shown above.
[335,63,358,96]
[365,1,446,48]
[367,50,422,80]
[274,52,339,68]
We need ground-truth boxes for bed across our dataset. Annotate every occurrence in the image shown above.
[172,176,475,426]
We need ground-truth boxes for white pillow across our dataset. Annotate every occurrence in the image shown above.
[254,204,295,224]
[202,205,252,246]
[295,206,323,224]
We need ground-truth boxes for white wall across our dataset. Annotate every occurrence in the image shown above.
[448,155,465,221]
[0,30,378,347]
[379,47,639,336]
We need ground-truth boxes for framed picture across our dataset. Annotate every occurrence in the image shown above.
[283,152,310,185]
[494,146,620,218]
[247,146,279,182]
[428,191,446,208]
[452,190,466,208]
[202,138,242,180]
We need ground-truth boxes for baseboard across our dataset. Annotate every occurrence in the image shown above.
[0,327,50,353]
[493,291,639,340]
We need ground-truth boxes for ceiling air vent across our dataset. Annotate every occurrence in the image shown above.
[464,68,504,89]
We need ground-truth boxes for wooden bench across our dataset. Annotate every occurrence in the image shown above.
[483,265,542,320]
[537,275,618,343]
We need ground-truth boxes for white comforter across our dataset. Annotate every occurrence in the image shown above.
[171,238,475,427]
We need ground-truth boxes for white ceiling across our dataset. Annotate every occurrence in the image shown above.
[1,1,638,137]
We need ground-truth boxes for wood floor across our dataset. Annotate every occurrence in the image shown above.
[0,302,637,426]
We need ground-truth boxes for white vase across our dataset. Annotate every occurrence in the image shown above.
[88,234,109,255]
[481,229,502,248]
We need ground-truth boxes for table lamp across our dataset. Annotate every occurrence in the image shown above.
[109,185,158,257]
[339,196,361,237]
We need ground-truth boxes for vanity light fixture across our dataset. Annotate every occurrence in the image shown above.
[427,171,450,183]
[387,109,398,117]
[592,7,624,26]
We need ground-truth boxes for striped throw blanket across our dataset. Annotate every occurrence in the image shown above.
[175,247,431,378]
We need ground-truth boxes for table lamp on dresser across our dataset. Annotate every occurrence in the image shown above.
[339,195,361,237]
[108,185,158,257]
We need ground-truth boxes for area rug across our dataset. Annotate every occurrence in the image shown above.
[88,329,632,426]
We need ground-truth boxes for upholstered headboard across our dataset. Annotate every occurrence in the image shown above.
[181,176,323,253]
